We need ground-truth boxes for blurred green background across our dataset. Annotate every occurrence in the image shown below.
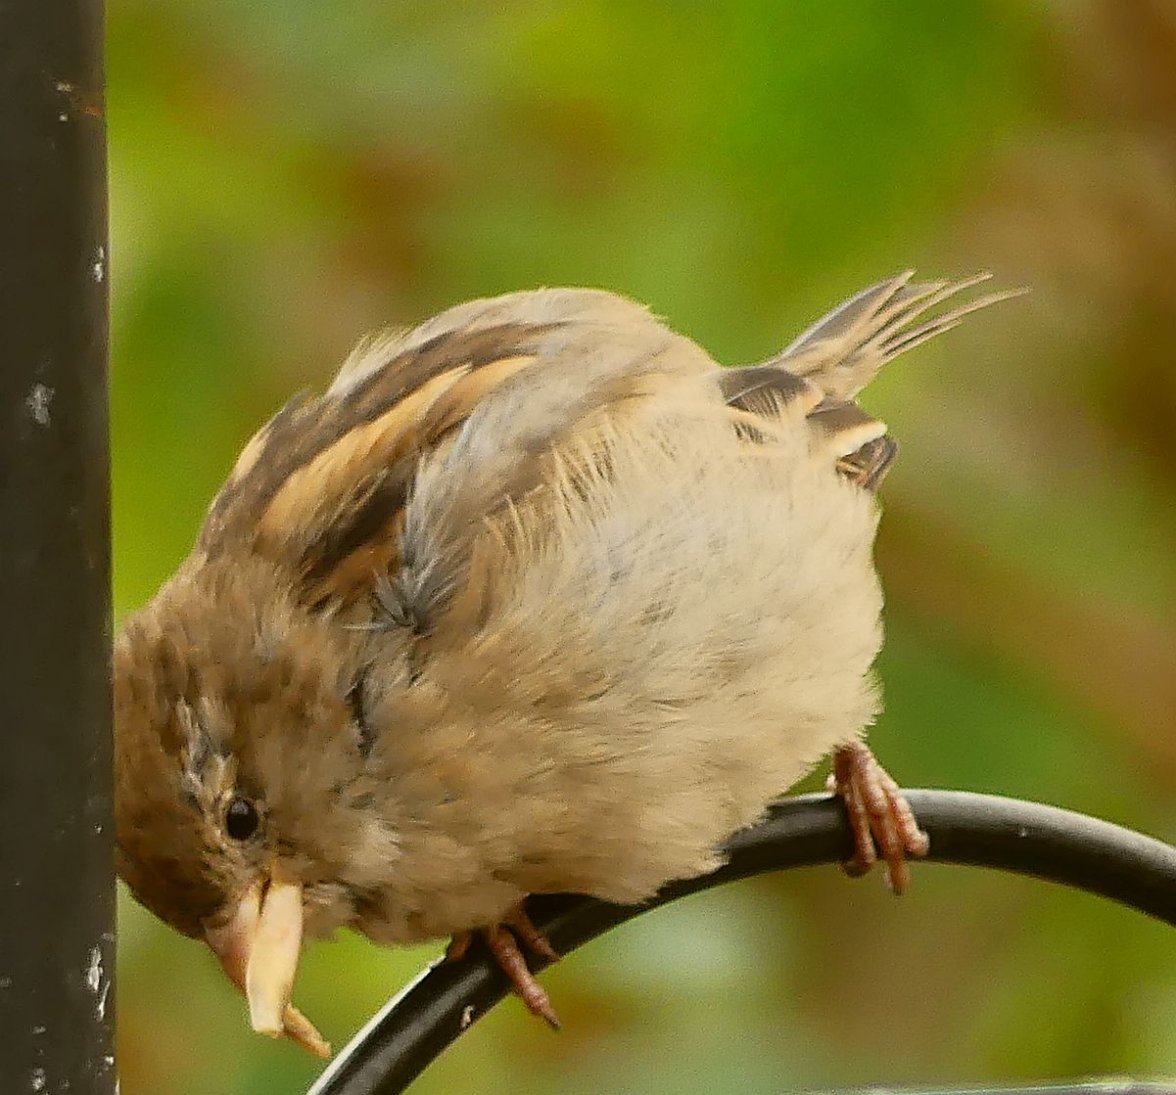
[110,1,1176,1092]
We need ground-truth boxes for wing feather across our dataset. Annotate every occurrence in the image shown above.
[196,289,707,615]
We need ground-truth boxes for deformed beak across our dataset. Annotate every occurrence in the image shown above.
[204,874,331,1059]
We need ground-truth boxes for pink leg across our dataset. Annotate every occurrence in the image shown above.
[828,741,929,894]
[445,903,561,1028]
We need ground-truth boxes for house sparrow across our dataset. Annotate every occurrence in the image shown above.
[114,272,1013,1057]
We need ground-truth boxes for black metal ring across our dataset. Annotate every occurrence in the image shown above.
[306,790,1176,1095]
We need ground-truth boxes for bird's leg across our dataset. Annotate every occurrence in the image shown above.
[445,903,562,1029]
[444,930,473,962]
[827,741,929,894]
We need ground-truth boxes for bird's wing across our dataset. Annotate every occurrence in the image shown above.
[195,288,714,612]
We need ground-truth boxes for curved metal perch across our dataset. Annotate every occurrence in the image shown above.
[307,790,1176,1095]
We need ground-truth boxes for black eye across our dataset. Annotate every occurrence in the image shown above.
[224,797,260,841]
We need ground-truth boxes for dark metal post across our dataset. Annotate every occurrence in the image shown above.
[0,1,113,1092]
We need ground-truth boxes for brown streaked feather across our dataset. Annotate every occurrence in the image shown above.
[339,323,559,406]
[301,368,680,616]
[202,392,315,537]
[284,358,547,608]
[299,478,410,609]
[197,323,561,576]
[717,365,822,415]
[714,364,895,491]
[258,365,474,543]
[838,436,898,491]
[805,401,887,458]
[806,399,895,491]
[715,365,824,446]
[227,418,275,484]
[198,289,699,619]
[417,355,537,438]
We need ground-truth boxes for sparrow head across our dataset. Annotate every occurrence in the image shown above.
[112,558,380,1058]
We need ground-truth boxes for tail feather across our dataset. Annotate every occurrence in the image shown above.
[769,270,1023,401]
[720,270,1021,491]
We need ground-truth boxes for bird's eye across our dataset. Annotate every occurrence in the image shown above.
[224,797,260,841]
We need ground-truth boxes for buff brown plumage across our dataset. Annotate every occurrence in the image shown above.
[114,273,1016,1054]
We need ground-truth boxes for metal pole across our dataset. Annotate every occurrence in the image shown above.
[0,0,114,1092]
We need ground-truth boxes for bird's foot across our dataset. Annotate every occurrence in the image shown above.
[445,903,561,1028]
[827,741,929,894]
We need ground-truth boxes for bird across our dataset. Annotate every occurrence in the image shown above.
[113,272,1015,1057]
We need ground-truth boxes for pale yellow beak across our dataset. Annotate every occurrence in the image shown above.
[204,875,331,1059]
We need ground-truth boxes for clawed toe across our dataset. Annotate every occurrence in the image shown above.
[829,741,928,894]
[445,903,561,1028]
